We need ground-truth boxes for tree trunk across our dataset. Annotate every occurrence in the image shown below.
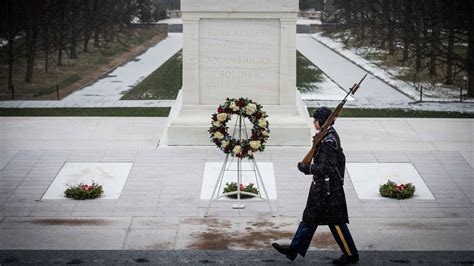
[69,1,78,59]
[83,30,91,52]
[7,37,14,90]
[401,0,412,65]
[57,2,66,66]
[6,1,16,90]
[415,31,422,72]
[24,0,41,83]
[429,0,440,78]
[429,28,439,77]
[93,28,100,47]
[57,32,64,66]
[468,1,474,96]
[402,38,409,64]
[468,19,474,96]
[44,26,50,73]
[445,19,455,85]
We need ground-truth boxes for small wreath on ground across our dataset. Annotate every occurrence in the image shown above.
[209,97,270,159]
[64,182,104,200]
[223,182,259,199]
[379,180,415,199]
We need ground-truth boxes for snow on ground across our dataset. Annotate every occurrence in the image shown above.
[297,18,322,25]
[300,76,355,101]
[157,18,183,24]
[311,33,473,103]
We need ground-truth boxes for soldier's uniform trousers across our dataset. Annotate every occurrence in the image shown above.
[289,221,358,257]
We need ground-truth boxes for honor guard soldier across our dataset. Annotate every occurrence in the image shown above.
[272,107,359,264]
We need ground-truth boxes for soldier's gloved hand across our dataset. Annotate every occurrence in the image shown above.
[297,162,311,175]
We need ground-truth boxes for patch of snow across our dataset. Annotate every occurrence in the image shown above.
[311,33,473,103]
[157,18,183,24]
[300,77,356,101]
[297,18,322,25]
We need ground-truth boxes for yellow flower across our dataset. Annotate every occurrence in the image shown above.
[214,131,224,139]
[212,121,221,127]
[229,101,239,111]
[233,145,242,154]
[216,113,228,122]
[250,140,261,150]
[258,118,267,128]
[222,140,229,148]
[262,130,269,137]
[245,103,257,115]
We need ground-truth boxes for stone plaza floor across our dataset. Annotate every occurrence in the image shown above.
[0,117,472,253]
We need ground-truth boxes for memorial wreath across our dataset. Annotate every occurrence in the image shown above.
[379,180,416,199]
[209,97,270,159]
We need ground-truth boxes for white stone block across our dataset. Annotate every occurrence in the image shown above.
[42,163,132,200]
[347,163,435,200]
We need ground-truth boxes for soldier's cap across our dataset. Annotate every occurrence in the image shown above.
[313,107,333,126]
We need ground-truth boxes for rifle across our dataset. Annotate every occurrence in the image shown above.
[301,74,368,164]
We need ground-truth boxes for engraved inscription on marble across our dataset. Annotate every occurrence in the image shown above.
[199,19,280,104]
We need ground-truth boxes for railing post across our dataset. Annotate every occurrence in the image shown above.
[56,85,60,100]
[419,85,423,102]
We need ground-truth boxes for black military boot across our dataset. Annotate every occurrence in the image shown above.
[272,243,297,261]
[332,253,359,264]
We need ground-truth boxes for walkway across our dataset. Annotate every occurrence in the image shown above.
[297,35,412,106]
[0,117,472,251]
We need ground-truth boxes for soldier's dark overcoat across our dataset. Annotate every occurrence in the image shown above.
[302,127,349,226]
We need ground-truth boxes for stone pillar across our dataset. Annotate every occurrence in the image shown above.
[182,18,200,105]
[279,18,297,105]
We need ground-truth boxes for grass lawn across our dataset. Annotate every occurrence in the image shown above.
[1,107,472,118]
[121,50,182,100]
[297,51,324,93]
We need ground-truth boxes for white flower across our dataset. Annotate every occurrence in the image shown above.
[250,140,261,150]
[216,113,228,122]
[233,145,242,154]
[247,150,253,156]
[222,140,229,148]
[229,101,239,111]
[212,121,221,127]
[262,130,269,137]
[213,131,224,139]
[258,118,267,128]
[245,103,257,115]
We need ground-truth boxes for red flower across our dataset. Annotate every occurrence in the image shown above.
[240,184,246,190]
[217,107,224,113]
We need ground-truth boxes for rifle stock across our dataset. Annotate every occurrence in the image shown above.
[301,74,367,164]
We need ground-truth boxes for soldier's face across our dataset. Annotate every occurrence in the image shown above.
[313,119,321,130]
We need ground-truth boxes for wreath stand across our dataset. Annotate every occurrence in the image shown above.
[204,114,275,217]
